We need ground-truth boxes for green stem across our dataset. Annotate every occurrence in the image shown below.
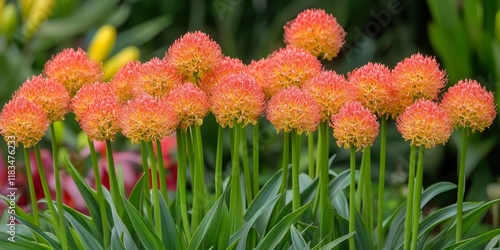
[318,122,333,244]
[404,145,417,250]
[280,133,290,194]
[349,146,357,250]
[411,146,425,250]
[147,141,162,237]
[215,125,224,199]
[308,133,315,178]
[139,141,151,220]
[88,140,110,249]
[106,140,122,215]
[252,124,259,197]
[362,146,373,240]
[241,126,253,204]
[156,139,169,203]
[191,126,209,231]
[23,146,39,226]
[50,123,67,250]
[229,124,243,233]
[377,118,387,250]
[176,131,191,240]
[456,128,469,242]
[291,132,302,211]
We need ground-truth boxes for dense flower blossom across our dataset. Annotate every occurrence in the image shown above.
[0,97,49,148]
[396,99,452,148]
[166,83,211,131]
[331,101,379,151]
[14,75,70,122]
[391,53,447,115]
[303,70,356,121]
[79,98,121,141]
[348,63,396,118]
[284,9,346,60]
[71,82,117,121]
[266,86,320,134]
[211,72,265,128]
[131,58,184,98]
[119,94,179,144]
[199,57,247,94]
[43,48,103,96]
[109,61,141,103]
[167,31,223,83]
[440,79,497,133]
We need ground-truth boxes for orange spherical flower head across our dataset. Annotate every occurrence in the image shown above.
[392,53,447,115]
[14,75,70,122]
[199,56,247,94]
[0,97,49,148]
[71,82,117,121]
[265,46,322,97]
[266,86,321,135]
[284,9,346,60]
[119,94,179,144]
[248,57,273,98]
[331,101,379,151]
[44,48,103,96]
[167,31,223,83]
[132,58,184,98]
[109,60,141,103]
[303,70,356,121]
[348,62,396,118]
[396,99,453,148]
[79,97,121,141]
[166,83,210,131]
[440,79,497,133]
[210,72,266,128]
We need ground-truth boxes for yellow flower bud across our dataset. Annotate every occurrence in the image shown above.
[18,0,34,18]
[103,46,140,80]
[0,4,18,38]
[23,0,56,39]
[88,25,117,62]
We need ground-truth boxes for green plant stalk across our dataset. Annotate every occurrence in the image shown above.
[456,128,469,242]
[191,125,209,231]
[156,139,169,203]
[411,145,425,250]
[50,123,67,250]
[241,126,253,204]
[215,125,224,199]
[87,140,109,249]
[252,124,259,197]
[308,133,315,178]
[23,146,39,226]
[377,118,387,250]
[291,132,301,211]
[106,140,122,215]
[362,146,373,240]
[403,145,417,250]
[139,141,152,220]
[147,141,162,237]
[349,145,357,250]
[175,130,191,240]
[229,123,243,233]
[315,124,329,177]
[356,147,368,212]
[279,132,290,194]
[318,122,333,244]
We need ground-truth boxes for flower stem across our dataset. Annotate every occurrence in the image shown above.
[215,125,224,199]
[176,130,191,240]
[105,141,121,214]
[291,132,302,211]
[190,126,209,231]
[156,139,169,203]
[88,140,110,249]
[241,126,253,204]
[252,124,259,197]
[361,146,373,240]
[411,145,425,250]
[23,146,39,226]
[139,141,152,220]
[377,118,387,250]
[318,122,333,244]
[349,145,357,250]
[308,133,315,178]
[147,141,162,237]
[50,123,67,250]
[456,128,469,242]
[404,145,417,250]
[280,132,290,195]
[229,123,243,233]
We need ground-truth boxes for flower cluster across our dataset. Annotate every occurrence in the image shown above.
[167,83,211,131]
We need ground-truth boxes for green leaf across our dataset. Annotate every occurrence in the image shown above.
[188,194,228,250]
[291,225,310,250]
[0,225,52,250]
[64,208,102,249]
[110,227,127,250]
[158,191,181,250]
[464,0,483,48]
[14,216,62,250]
[320,232,355,250]
[122,197,164,249]
[443,228,500,250]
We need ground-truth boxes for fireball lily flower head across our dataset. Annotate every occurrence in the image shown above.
[131,58,184,98]
[199,56,247,94]
[109,60,141,103]
[166,83,211,131]
[79,97,121,142]
[71,82,117,121]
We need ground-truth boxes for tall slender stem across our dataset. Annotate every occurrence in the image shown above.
[362,146,373,240]
[404,145,417,250]
[252,124,259,197]
[280,133,290,194]
[147,141,162,237]
[411,146,425,250]
[175,131,191,240]
[308,133,315,178]
[318,122,333,244]
[156,139,169,203]
[106,140,122,214]
[139,141,151,220]
[49,123,67,250]
[88,140,109,248]
[377,118,387,250]
[191,126,209,231]
[229,124,243,233]
[291,132,302,211]
[23,146,39,226]
[241,126,253,204]
[215,125,224,199]
[456,128,469,242]
[349,146,357,250]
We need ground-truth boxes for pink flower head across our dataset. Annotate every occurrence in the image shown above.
[166,83,211,131]
[44,48,103,96]
[440,79,497,133]
[348,63,396,118]
[71,82,117,121]
[14,75,70,122]
[396,99,452,148]
[303,70,356,121]
[132,58,184,98]
[79,97,121,142]
[119,94,179,143]
[109,60,141,103]
[167,31,223,83]
[284,9,346,60]
[199,56,247,94]
[331,101,379,151]
[211,72,265,128]
[266,86,321,134]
